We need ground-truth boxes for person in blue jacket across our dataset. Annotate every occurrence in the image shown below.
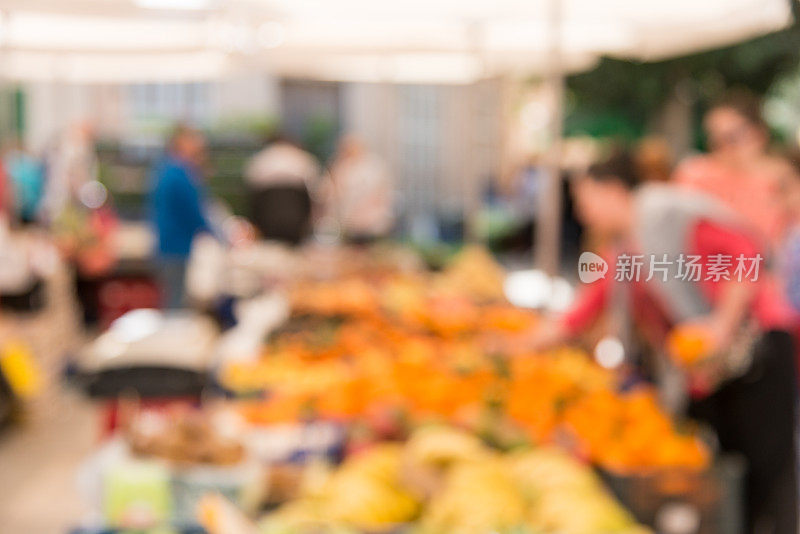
[151,124,212,309]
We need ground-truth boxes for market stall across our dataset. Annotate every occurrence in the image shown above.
[0,3,794,533]
[70,244,742,534]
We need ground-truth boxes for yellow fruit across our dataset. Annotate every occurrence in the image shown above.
[509,447,600,496]
[420,458,527,534]
[530,487,635,534]
[343,444,406,485]
[404,426,489,468]
[292,445,421,530]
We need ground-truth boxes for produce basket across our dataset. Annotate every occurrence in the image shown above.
[600,455,745,534]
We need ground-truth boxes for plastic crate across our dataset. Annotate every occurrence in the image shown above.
[600,456,745,534]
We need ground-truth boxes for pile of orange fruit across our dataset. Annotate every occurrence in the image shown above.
[223,273,709,474]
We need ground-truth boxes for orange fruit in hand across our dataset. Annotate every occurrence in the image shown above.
[666,324,713,366]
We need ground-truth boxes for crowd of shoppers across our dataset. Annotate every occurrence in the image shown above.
[7,93,800,533]
[150,126,395,306]
[0,123,119,325]
[518,90,800,534]
[0,121,105,229]
[0,121,397,313]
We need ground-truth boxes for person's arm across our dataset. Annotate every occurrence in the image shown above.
[671,156,707,188]
[686,219,762,351]
[519,271,611,352]
[561,275,611,336]
[707,277,755,348]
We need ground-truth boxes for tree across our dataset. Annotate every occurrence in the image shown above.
[564,8,800,147]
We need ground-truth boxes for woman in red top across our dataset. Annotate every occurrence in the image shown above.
[673,90,790,246]
[530,151,797,534]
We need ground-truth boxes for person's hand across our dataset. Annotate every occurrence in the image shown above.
[484,319,567,356]
[667,315,734,397]
[524,320,569,353]
[670,315,734,361]
[225,217,257,248]
[77,244,115,276]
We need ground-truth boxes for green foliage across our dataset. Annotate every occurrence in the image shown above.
[212,113,279,140]
[565,17,800,142]
[301,114,339,163]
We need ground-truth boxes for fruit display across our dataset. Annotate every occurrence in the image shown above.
[433,244,508,302]
[221,246,708,473]
[259,425,651,534]
[225,321,706,472]
[287,243,508,319]
[191,247,725,533]
[260,444,420,533]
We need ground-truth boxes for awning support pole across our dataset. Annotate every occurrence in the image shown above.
[534,0,565,275]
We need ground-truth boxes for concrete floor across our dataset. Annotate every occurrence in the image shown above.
[0,259,97,534]
[0,388,97,534]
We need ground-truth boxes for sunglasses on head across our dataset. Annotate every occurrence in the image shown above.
[709,124,753,149]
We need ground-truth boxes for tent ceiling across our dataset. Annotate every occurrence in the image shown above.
[0,0,792,83]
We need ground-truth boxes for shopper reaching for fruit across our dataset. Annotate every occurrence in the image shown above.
[520,150,798,534]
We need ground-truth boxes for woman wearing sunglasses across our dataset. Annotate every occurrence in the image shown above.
[673,90,790,248]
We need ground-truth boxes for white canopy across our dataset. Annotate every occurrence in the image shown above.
[2,0,792,271]
[0,0,791,83]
